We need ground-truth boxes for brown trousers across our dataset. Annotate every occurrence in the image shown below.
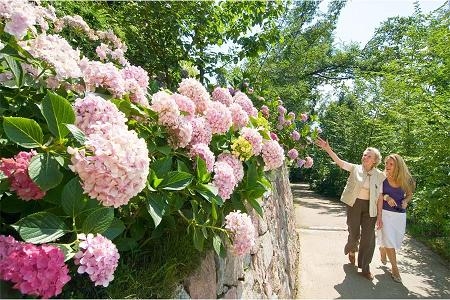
[344,198,377,273]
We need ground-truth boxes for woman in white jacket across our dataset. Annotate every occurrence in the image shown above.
[316,137,385,280]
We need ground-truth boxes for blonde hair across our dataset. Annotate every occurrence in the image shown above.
[364,147,382,167]
[385,154,415,195]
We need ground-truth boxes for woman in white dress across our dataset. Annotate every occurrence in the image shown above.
[376,154,415,283]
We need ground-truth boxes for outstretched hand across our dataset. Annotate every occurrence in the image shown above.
[315,137,330,150]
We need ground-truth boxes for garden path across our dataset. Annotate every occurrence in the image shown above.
[292,182,450,299]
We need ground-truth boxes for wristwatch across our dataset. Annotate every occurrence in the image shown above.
[383,194,389,201]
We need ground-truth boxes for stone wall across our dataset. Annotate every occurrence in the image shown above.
[177,164,299,299]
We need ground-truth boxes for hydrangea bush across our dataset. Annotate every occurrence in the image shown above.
[0,1,317,297]
[257,95,319,170]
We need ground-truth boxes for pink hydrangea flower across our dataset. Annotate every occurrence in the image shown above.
[0,235,70,298]
[212,161,237,200]
[68,124,150,208]
[151,91,180,128]
[278,105,287,115]
[212,87,233,106]
[233,91,257,117]
[205,101,232,134]
[4,10,35,39]
[0,150,46,201]
[288,149,299,160]
[73,94,128,135]
[304,156,314,168]
[168,117,193,149]
[19,34,82,80]
[300,113,308,122]
[270,132,279,141]
[240,127,263,156]
[127,84,150,107]
[1,0,56,40]
[172,93,196,117]
[260,105,269,118]
[261,140,285,171]
[54,15,92,37]
[189,143,215,173]
[0,235,21,260]
[121,65,150,107]
[189,117,212,146]
[287,111,295,119]
[74,233,119,287]
[224,211,256,256]
[291,130,300,141]
[96,43,108,60]
[229,103,249,129]
[178,78,210,114]
[278,115,285,127]
[121,65,149,90]
[217,153,244,183]
[79,58,126,97]
[297,159,306,168]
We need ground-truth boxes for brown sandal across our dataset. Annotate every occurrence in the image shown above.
[348,252,355,265]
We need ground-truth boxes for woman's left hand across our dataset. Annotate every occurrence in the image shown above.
[376,217,383,230]
[401,200,408,209]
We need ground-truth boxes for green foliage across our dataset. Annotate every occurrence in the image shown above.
[241,0,354,114]
[12,212,70,244]
[49,0,286,89]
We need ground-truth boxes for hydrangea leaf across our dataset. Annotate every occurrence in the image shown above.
[12,212,69,244]
[41,91,75,139]
[3,117,43,148]
[28,153,63,191]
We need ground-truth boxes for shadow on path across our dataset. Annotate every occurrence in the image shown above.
[293,182,450,299]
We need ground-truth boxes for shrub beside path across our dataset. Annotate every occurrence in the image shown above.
[292,183,450,299]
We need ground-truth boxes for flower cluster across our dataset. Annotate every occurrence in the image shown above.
[261,140,285,171]
[213,161,237,200]
[190,116,213,146]
[68,123,149,208]
[189,143,215,173]
[231,136,253,161]
[0,150,46,201]
[0,0,56,39]
[233,91,257,117]
[212,86,233,106]
[73,94,128,135]
[19,34,82,81]
[178,78,210,114]
[69,96,149,208]
[0,235,70,298]
[255,96,321,170]
[240,127,263,156]
[74,233,120,287]
[205,101,232,134]
[217,153,244,183]
[151,91,180,128]
[224,211,256,256]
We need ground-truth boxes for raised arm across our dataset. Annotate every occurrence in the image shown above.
[315,137,348,169]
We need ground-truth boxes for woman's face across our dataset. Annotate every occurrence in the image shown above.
[362,150,376,169]
[385,157,396,177]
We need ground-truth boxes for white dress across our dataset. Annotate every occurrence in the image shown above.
[376,179,407,249]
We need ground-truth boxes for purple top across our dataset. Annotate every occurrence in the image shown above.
[382,179,406,213]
